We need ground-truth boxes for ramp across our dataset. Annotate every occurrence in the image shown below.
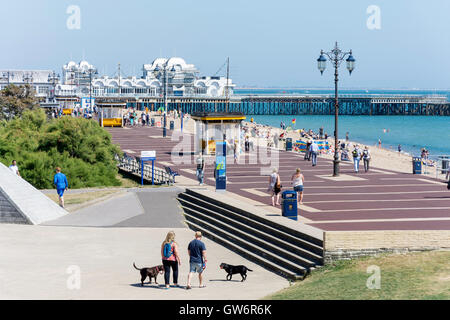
[0,162,68,224]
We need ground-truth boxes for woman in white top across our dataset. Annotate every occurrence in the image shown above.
[268,168,282,206]
[291,168,305,205]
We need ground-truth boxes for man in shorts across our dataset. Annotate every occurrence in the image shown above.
[186,231,207,289]
[53,167,69,208]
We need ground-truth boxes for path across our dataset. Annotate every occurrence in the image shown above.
[107,126,450,232]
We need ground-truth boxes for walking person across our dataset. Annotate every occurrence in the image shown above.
[161,231,181,289]
[268,168,282,206]
[196,153,205,185]
[304,140,312,161]
[53,167,68,208]
[8,160,20,177]
[291,168,305,205]
[363,146,371,173]
[310,141,319,167]
[186,231,207,290]
[352,145,362,173]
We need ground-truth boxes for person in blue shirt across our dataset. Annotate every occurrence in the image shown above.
[186,231,207,290]
[53,167,68,208]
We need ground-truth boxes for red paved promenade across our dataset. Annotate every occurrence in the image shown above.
[108,126,450,232]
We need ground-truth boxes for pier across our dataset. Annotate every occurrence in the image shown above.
[91,94,450,116]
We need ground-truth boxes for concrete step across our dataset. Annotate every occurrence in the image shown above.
[182,207,307,275]
[185,188,323,248]
[184,218,307,281]
[178,192,323,258]
[178,197,321,267]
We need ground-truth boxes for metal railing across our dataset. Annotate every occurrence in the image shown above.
[116,154,175,185]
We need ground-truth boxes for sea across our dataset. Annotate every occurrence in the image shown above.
[234,88,450,158]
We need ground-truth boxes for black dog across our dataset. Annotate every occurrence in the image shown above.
[220,263,253,282]
[133,263,164,286]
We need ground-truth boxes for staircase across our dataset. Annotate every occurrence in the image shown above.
[177,188,324,281]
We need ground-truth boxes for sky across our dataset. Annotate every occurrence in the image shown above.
[1,0,449,89]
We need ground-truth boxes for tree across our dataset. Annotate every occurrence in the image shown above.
[0,84,39,120]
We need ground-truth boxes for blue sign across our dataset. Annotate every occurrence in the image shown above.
[140,151,156,185]
[215,141,226,191]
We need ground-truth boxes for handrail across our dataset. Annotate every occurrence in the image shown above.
[115,154,174,185]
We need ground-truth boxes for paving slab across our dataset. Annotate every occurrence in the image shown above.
[0,224,288,300]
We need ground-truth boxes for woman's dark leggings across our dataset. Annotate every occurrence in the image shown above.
[162,259,178,285]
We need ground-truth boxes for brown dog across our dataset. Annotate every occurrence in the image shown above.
[133,263,164,286]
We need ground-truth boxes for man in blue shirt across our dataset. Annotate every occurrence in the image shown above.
[53,167,69,208]
[186,231,207,290]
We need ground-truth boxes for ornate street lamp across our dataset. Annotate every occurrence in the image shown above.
[154,61,176,137]
[317,42,355,176]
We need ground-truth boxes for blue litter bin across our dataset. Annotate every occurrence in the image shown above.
[286,138,292,151]
[412,157,422,174]
[281,190,297,220]
[151,118,155,126]
[170,121,174,130]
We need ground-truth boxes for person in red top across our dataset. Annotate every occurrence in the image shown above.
[161,231,181,289]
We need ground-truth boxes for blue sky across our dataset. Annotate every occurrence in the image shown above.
[1,0,449,88]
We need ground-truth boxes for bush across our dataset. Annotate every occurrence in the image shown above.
[0,109,122,189]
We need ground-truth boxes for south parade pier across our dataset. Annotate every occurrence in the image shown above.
[92,93,450,116]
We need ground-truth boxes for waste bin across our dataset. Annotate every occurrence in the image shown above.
[441,157,449,175]
[281,190,297,220]
[285,138,292,151]
[170,121,174,130]
[151,118,155,126]
[412,157,422,174]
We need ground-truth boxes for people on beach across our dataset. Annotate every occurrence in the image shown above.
[363,146,371,172]
[398,144,402,153]
[53,167,68,208]
[291,168,305,205]
[268,168,282,206]
[378,139,382,148]
[196,153,205,185]
[310,141,319,167]
[186,231,207,290]
[9,160,20,177]
[161,231,181,289]
[346,132,349,142]
[352,145,362,173]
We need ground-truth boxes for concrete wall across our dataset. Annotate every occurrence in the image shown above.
[0,162,68,225]
[323,230,450,263]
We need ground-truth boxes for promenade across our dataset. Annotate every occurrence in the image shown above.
[108,125,450,232]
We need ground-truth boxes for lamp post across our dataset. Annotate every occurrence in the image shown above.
[155,61,174,137]
[317,42,355,176]
[48,71,60,102]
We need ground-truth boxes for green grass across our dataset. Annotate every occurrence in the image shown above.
[265,251,450,300]
[46,190,121,207]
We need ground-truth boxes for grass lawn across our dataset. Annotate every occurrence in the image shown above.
[45,189,122,207]
[265,251,450,300]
